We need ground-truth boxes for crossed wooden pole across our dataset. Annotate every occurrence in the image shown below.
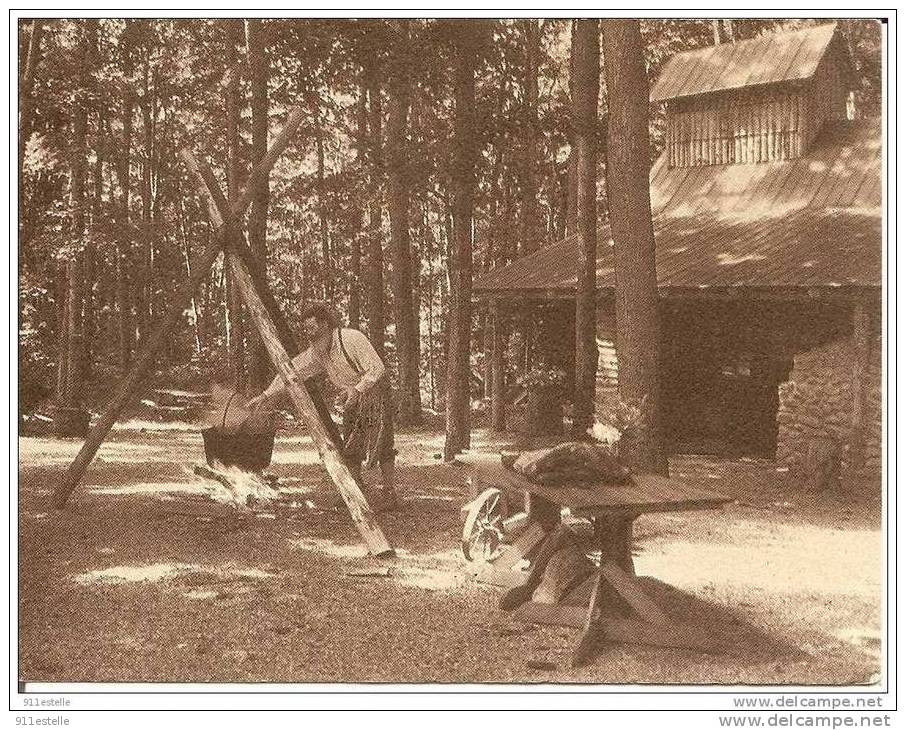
[53,108,395,558]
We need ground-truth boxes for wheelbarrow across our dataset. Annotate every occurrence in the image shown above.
[459,451,531,561]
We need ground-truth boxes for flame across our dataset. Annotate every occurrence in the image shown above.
[189,461,279,510]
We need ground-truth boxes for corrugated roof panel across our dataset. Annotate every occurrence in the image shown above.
[785,24,840,84]
[851,164,881,208]
[760,152,821,211]
[810,155,862,209]
[708,35,755,92]
[652,54,697,103]
[833,167,870,208]
[743,32,797,88]
[698,165,764,214]
[476,209,881,292]
[755,28,812,86]
[474,119,881,295]
[734,158,803,215]
[649,158,690,214]
[658,163,720,215]
[650,23,841,102]
[649,151,668,186]
[677,43,727,98]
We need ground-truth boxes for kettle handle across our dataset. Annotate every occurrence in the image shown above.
[220,391,240,429]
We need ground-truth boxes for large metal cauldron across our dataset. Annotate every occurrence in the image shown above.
[201,392,275,472]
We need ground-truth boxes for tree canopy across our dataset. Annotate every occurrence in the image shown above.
[18,18,882,428]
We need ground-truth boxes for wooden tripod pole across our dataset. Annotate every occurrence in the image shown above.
[183,152,393,557]
[183,155,345,448]
[228,251,393,556]
[53,108,307,509]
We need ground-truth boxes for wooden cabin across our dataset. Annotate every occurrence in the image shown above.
[474,24,882,480]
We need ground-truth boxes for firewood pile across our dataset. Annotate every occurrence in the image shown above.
[504,441,631,487]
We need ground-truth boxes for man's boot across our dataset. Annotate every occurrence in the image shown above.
[375,459,399,512]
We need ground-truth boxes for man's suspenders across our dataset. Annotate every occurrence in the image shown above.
[336,328,363,376]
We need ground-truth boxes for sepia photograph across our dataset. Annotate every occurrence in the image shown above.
[13,11,891,715]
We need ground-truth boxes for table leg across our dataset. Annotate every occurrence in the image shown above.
[570,514,636,666]
[527,493,561,531]
[571,572,607,667]
[499,526,576,610]
[596,514,635,575]
[512,510,723,658]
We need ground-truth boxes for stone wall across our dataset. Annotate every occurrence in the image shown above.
[776,335,882,482]
[863,351,883,475]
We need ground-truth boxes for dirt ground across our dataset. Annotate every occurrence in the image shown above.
[17,424,883,685]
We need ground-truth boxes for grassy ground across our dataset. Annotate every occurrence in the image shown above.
[17,424,882,685]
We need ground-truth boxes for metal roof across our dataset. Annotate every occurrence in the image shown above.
[650,23,848,102]
[474,119,881,296]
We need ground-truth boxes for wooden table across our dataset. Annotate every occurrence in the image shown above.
[466,461,733,666]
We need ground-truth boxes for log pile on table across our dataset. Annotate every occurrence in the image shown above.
[505,441,630,487]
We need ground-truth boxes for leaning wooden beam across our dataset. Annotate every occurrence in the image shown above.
[183,151,394,557]
[228,248,394,557]
[52,108,307,509]
[181,153,344,446]
[231,107,306,219]
[52,244,223,509]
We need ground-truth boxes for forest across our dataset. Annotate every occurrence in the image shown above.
[17,17,882,452]
[16,15,887,690]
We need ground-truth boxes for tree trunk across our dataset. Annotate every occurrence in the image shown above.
[115,25,135,372]
[348,82,367,330]
[572,19,600,437]
[137,44,154,341]
[54,23,91,437]
[491,300,507,431]
[223,18,246,387]
[721,19,735,42]
[364,69,386,359]
[82,21,100,381]
[481,306,491,399]
[316,103,333,302]
[601,19,668,475]
[175,177,203,357]
[520,18,543,255]
[247,18,272,389]
[387,20,422,426]
[18,20,43,242]
[564,25,580,239]
[444,24,479,460]
[848,300,870,472]
[116,115,133,369]
[424,202,437,412]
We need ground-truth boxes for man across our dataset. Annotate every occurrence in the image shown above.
[247,303,398,510]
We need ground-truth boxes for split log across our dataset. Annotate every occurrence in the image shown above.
[183,153,344,446]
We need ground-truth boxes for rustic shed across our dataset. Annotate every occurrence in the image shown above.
[475,23,882,480]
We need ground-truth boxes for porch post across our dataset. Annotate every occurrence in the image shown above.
[848,298,870,472]
[491,298,507,431]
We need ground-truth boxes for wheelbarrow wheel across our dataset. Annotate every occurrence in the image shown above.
[462,487,507,562]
